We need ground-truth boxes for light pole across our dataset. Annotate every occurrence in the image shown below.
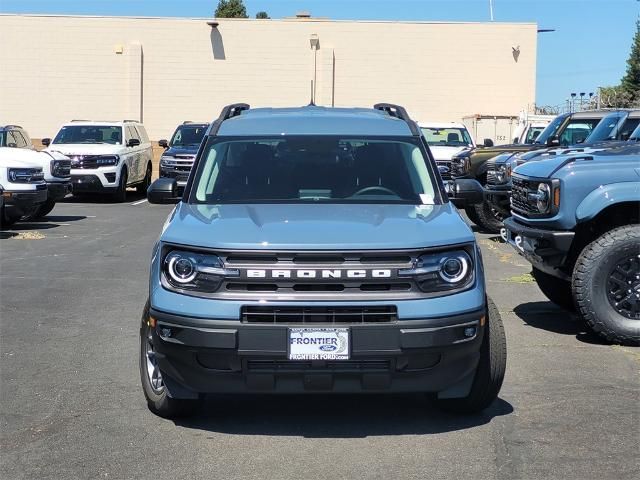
[570,93,577,113]
[309,34,320,105]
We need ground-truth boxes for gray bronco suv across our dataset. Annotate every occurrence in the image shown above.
[141,103,507,418]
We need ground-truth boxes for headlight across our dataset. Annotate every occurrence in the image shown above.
[8,168,44,183]
[399,249,474,293]
[96,155,120,166]
[163,249,238,293]
[160,156,173,167]
[535,183,551,213]
[496,165,508,183]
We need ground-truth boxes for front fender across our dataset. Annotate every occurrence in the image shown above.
[575,182,640,223]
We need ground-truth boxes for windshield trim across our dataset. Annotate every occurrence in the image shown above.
[183,135,445,206]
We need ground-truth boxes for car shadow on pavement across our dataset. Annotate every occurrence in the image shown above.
[0,215,87,238]
[173,394,513,438]
[62,190,147,204]
[513,302,610,345]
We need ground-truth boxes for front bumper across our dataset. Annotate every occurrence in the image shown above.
[484,184,511,216]
[3,185,48,217]
[47,181,72,201]
[502,216,575,278]
[71,166,119,192]
[147,306,485,397]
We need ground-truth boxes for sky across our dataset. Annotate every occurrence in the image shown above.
[1,0,637,108]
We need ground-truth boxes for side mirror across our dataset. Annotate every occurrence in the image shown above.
[42,138,51,147]
[449,179,484,208]
[546,136,560,146]
[127,138,141,147]
[483,138,494,147]
[158,139,169,149]
[7,143,17,148]
[513,137,519,144]
[147,178,181,204]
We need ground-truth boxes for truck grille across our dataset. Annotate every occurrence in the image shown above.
[511,176,539,217]
[242,306,397,324]
[216,250,421,300]
[436,161,452,179]
[69,155,117,169]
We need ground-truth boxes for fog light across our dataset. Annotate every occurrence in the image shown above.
[464,327,476,338]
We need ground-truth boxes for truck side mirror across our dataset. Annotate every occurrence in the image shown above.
[546,136,560,146]
[147,178,181,204]
[42,138,51,147]
[127,138,141,147]
[158,139,169,149]
[483,138,494,147]
[448,179,484,208]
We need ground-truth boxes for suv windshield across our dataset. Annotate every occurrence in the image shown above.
[524,127,545,144]
[585,113,624,143]
[535,115,566,144]
[421,127,472,147]
[170,125,208,147]
[189,136,437,205]
[53,125,123,144]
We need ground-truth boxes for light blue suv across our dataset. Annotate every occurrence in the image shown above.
[503,144,640,345]
[141,103,506,418]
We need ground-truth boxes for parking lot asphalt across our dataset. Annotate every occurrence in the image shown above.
[1,196,638,480]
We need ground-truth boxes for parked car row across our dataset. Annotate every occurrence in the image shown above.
[447,109,640,346]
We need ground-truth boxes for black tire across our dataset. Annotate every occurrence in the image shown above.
[139,304,198,418]
[464,205,482,226]
[572,225,640,346]
[531,267,576,312]
[22,199,56,220]
[136,163,152,194]
[0,205,20,227]
[436,298,507,414]
[113,168,128,202]
[470,202,504,234]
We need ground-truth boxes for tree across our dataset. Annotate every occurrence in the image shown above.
[597,85,634,108]
[214,0,248,18]
[621,20,640,102]
[255,11,270,19]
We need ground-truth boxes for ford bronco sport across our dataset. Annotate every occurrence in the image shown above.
[141,103,507,418]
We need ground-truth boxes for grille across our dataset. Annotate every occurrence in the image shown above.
[241,306,397,324]
[70,155,117,169]
[161,157,194,173]
[246,359,391,372]
[218,251,419,299]
[8,168,44,183]
[511,176,539,217]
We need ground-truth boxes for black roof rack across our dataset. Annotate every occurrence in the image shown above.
[209,103,250,135]
[373,103,420,136]
[3,124,23,129]
[123,119,139,123]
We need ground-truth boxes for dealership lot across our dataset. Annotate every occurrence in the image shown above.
[0,198,637,479]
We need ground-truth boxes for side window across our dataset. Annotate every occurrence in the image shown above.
[6,131,19,147]
[135,126,149,144]
[14,131,28,148]
[126,126,140,143]
[19,129,32,148]
[559,122,594,146]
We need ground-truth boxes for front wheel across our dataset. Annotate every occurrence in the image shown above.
[435,298,507,414]
[22,199,56,220]
[0,205,20,227]
[470,202,504,234]
[113,168,128,202]
[531,267,576,312]
[139,307,198,418]
[572,225,640,346]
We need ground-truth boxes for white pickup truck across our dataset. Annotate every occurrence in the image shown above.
[418,122,475,179]
[0,148,48,226]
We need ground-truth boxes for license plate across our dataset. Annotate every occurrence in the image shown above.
[288,328,350,360]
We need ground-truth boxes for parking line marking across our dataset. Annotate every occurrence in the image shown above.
[131,199,148,206]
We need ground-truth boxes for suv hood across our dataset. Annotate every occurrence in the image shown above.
[0,147,65,167]
[164,146,199,157]
[429,145,471,161]
[161,203,475,250]
[46,144,124,156]
[513,154,593,179]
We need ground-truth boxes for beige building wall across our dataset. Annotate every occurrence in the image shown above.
[0,14,537,140]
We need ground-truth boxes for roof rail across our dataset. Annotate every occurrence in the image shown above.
[209,103,250,135]
[71,119,90,122]
[123,119,139,123]
[373,103,420,136]
[4,124,23,129]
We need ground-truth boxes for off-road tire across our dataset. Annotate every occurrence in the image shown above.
[464,205,482,227]
[136,163,152,194]
[113,168,128,202]
[139,304,198,418]
[572,225,640,346]
[470,202,504,234]
[22,199,56,220]
[531,267,576,312]
[436,298,507,414]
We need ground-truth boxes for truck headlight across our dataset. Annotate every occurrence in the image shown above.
[163,249,239,293]
[535,183,551,213]
[496,165,508,183]
[96,155,120,166]
[160,156,173,167]
[399,249,474,293]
